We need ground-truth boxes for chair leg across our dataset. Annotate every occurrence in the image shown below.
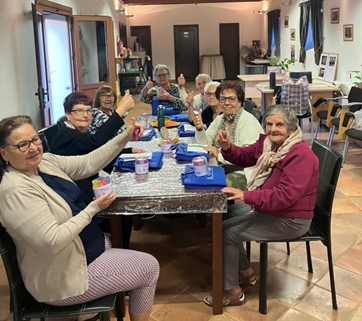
[327,127,335,146]
[259,242,268,314]
[100,312,110,321]
[246,241,251,261]
[286,242,291,255]
[342,137,350,162]
[306,241,313,273]
[115,292,125,320]
[326,243,338,310]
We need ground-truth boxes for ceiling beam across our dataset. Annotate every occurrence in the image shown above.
[124,0,259,5]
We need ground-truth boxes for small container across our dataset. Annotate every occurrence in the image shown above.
[135,157,149,175]
[92,176,114,199]
[160,138,172,153]
[193,156,209,177]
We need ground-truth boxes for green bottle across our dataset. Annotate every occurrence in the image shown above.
[157,105,165,132]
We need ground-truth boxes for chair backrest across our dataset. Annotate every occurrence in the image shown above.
[311,140,343,239]
[38,124,59,152]
[0,223,36,320]
[244,99,262,123]
[280,75,310,116]
[347,86,362,112]
[289,71,313,84]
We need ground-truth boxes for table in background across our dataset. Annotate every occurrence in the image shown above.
[108,130,228,315]
[256,78,340,115]
[238,74,283,100]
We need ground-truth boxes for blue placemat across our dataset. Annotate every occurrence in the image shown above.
[113,151,163,172]
[181,165,227,190]
[178,124,195,137]
[175,143,209,161]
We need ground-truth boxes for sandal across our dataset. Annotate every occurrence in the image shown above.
[203,291,245,307]
[239,272,257,287]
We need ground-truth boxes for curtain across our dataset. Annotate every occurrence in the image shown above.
[310,0,324,64]
[299,2,310,63]
[267,10,280,57]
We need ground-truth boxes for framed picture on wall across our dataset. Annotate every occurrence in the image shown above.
[290,29,296,41]
[284,16,289,28]
[330,8,339,24]
[291,45,295,63]
[343,24,354,41]
[318,52,338,82]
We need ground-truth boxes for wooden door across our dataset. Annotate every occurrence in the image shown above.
[174,25,199,81]
[73,16,116,100]
[219,23,240,80]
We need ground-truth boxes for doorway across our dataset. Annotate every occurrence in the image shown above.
[219,23,240,80]
[32,1,73,126]
[130,26,152,77]
[174,25,199,81]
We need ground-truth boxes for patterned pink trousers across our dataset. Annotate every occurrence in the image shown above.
[49,245,159,315]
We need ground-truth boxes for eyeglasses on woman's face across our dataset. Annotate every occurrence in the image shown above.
[156,72,169,79]
[219,96,237,103]
[205,92,217,98]
[7,134,44,152]
[100,94,115,100]
[70,108,92,115]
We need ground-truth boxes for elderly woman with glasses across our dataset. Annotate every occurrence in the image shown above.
[50,91,140,248]
[89,85,126,135]
[204,105,319,307]
[0,115,159,321]
[188,81,222,128]
[194,81,263,190]
[140,64,187,111]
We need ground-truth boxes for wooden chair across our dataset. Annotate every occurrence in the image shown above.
[248,140,343,314]
[0,223,123,321]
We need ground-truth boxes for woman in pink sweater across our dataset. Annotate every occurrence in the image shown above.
[204,104,319,307]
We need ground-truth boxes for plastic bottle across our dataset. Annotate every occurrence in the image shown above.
[157,105,165,132]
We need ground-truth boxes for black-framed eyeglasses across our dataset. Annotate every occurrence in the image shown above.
[219,96,237,103]
[70,108,92,115]
[205,92,217,98]
[7,134,44,152]
[156,73,169,78]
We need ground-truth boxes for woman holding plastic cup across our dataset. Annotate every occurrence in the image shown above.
[140,64,187,111]
[0,115,159,321]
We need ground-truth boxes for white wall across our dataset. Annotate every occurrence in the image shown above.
[1,0,361,127]
[127,2,268,79]
[0,0,124,127]
[274,0,362,87]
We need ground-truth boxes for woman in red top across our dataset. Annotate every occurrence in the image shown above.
[204,104,319,307]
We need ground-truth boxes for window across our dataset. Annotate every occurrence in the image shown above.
[305,14,313,51]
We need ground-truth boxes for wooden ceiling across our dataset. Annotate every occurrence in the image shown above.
[124,0,259,5]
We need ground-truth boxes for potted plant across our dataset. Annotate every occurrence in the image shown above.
[268,57,292,75]
[352,65,362,88]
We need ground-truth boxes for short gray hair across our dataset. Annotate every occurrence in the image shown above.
[153,64,170,79]
[204,81,221,93]
[264,104,298,131]
[195,73,211,83]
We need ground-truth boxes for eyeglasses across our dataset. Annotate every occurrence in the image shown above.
[156,73,169,79]
[219,96,237,103]
[100,94,115,100]
[205,92,217,98]
[70,108,92,115]
[7,134,44,152]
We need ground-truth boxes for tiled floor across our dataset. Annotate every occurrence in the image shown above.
[1,84,362,321]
